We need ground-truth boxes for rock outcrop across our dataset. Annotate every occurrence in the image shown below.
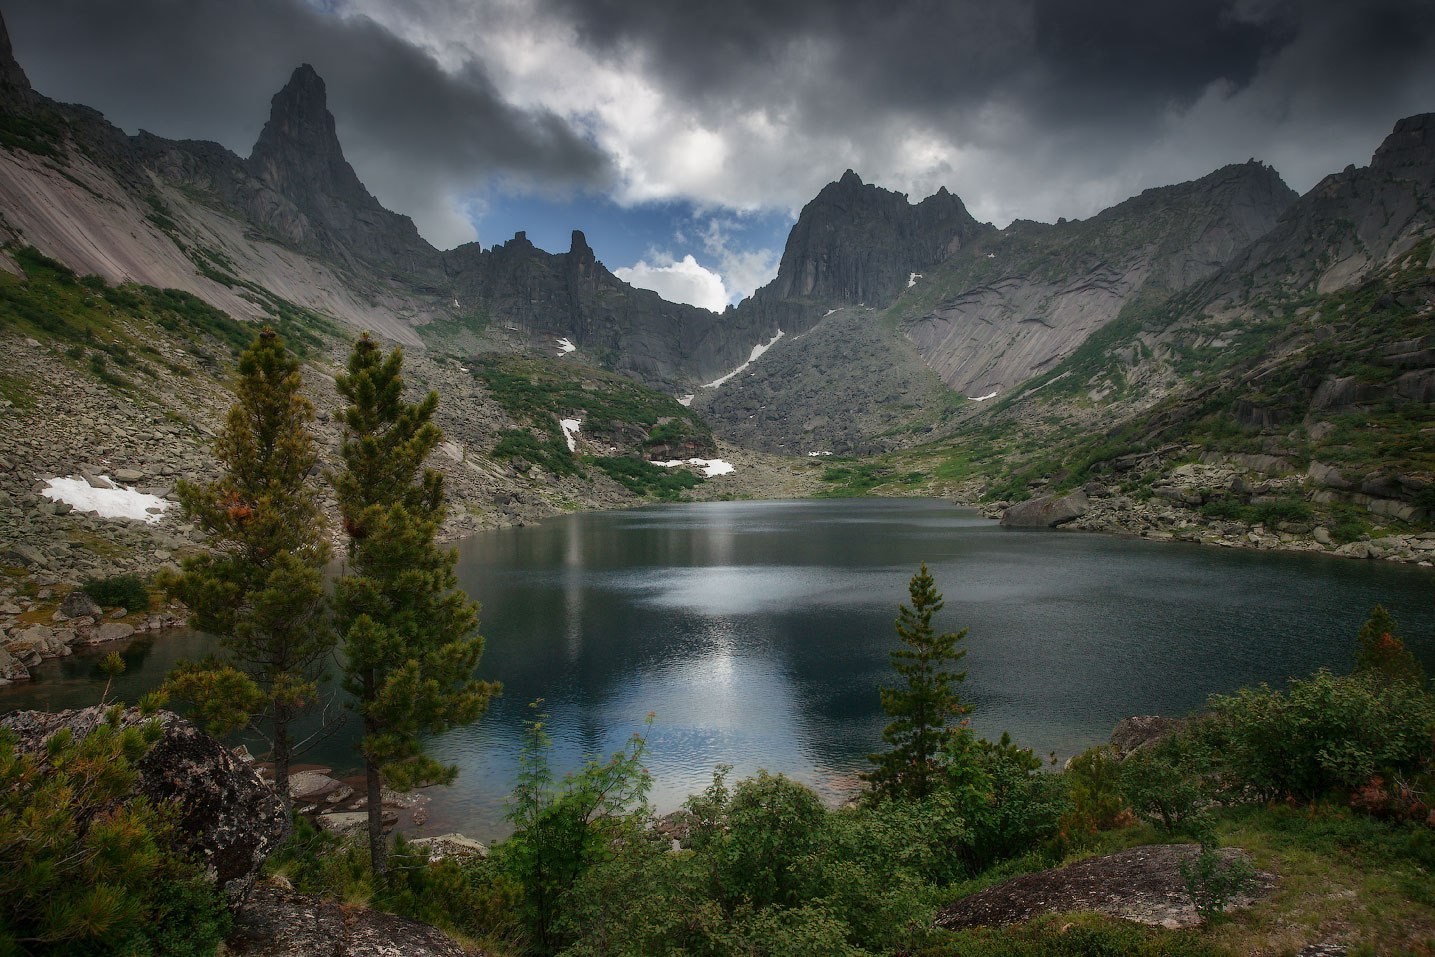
[227,885,469,957]
[1109,715,1182,758]
[1000,490,1090,528]
[742,170,989,328]
[0,707,289,900]
[934,844,1273,930]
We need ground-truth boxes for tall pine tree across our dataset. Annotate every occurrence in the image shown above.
[864,563,969,799]
[334,333,496,875]
[162,327,334,806]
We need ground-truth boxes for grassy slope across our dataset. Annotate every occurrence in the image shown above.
[817,239,1434,540]
[470,353,716,499]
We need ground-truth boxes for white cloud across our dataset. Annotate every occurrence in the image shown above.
[697,217,780,302]
[615,254,729,312]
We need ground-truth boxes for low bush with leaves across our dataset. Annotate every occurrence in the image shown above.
[1178,842,1257,922]
[1195,668,1435,803]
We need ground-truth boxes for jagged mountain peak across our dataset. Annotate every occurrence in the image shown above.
[238,63,435,275]
[0,11,33,105]
[1371,112,1435,181]
[249,64,366,201]
[755,169,987,311]
[569,229,595,261]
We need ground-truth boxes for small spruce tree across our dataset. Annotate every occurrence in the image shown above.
[161,327,333,805]
[864,563,969,800]
[334,333,497,876]
[1354,603,1426,687]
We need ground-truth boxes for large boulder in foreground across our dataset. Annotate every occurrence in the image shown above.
[227,885,468,956]
[1000,490,1090,528]
[0,707,289,900]
[935,844,1272,930]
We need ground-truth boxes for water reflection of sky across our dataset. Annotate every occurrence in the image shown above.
[4,498,1433,841]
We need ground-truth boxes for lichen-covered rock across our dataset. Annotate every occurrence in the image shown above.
[0,644,28,682]
[227,885,469,956]
[1000,490,1090,528]
[934,844,1273,931]
[58,588,103,619]
[409,833,488,861]
[0,707,288,900]
[1109,715,1181,758]
[288,769,352,803]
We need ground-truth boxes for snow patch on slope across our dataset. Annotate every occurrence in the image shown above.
[42,476,171,523]
[653,458,735,477]
[560,418,582,452]
[702,330,785,389]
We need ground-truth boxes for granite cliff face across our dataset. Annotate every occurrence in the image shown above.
[1200,113,1435,306]
[441,229,780,389]
[701,161,1298,453]
[732,170,991,336]
[903,161,1298,397]
[242,65,439,280]
[762,171,987,307]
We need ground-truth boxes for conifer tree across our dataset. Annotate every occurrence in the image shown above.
[162,327,333,805]
[864,563,969,800]
[1355,604,1426,687]
[334,333,496,875]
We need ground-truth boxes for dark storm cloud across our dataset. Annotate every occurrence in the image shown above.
[543,0,1275,119]
[539,0,1433,162]
[3,0,613,247]
[5,0,1433,255]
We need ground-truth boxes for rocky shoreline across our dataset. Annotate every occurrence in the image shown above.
[983,455,1434,567]
[0,326,825,683]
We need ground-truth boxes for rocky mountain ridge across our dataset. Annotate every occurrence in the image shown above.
[699,159,1300,453]
[0,17,779,389]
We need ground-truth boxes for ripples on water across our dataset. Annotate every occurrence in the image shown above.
[4,499,1432,838]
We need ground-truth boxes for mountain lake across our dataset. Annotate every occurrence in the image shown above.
[4,498,1432,840]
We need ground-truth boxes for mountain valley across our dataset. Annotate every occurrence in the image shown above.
[0,7,1430,593]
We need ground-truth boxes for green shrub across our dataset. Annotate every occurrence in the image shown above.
[686,769,830,911]
[0,705,229,956]
[80,574,151,611]
[1120,737,1209,835]
[1198,669,1435,802]
[497,704,652,955]
[1354,605,1426,688]
[493,428,581,477]
[944,732,1068,872]
[1178,842,1256,922]
[592,456,702,499]
[1060,746,1129,839]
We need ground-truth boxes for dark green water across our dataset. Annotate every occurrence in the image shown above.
[4,498,1432,840]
